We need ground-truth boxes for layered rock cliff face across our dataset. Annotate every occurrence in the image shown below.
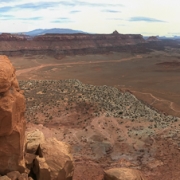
[0,55,26,174]
[0,33,30,41]
[0,31,148,56]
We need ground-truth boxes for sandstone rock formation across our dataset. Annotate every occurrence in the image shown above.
[38,138,74,180]
[0,55,26,174]
[26,130,74,180]
[0,55,19,93]
[104,168,146,180]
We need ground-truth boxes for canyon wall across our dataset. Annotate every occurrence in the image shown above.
[0,31,150,56]
[0,31,177,57]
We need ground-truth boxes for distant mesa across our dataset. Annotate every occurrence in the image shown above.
[112,30,120,35]
[146,36,160,42]
[0,28,168,56]
[0,32,30,40]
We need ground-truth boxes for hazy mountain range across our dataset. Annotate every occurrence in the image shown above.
[23,28,87,36]
[0,28,87,36]
[1,28,180,39]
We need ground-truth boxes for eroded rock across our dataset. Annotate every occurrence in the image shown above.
[35,138,74,180]
[0,55,15,93]
[0,55,26,174]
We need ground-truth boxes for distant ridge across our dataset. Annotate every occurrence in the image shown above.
[143,35,180,40]
[22,28,87,36]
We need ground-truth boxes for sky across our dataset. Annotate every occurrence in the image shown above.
[0,0,179,36]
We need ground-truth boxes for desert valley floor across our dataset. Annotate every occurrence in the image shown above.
[6,48,180,179]
[11,49,180,117]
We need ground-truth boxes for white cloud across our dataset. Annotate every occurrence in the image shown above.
[0,0,179,36]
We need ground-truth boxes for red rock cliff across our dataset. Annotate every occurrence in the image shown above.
[0,31,147,56]
[0,55,26,174]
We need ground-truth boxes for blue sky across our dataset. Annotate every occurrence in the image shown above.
[0,0,179,36]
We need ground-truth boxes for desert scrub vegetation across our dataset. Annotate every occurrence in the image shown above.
[19,79,179,127]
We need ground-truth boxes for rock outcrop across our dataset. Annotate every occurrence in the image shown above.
[0,55,26,174]
[26,130,74,180]
[104,168,146,180]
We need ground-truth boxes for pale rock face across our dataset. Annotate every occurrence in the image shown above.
[104,168,147,180]
[26,129,45,154]
[0,55,26,174]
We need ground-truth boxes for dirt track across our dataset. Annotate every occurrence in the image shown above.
[16,55,142,76]
[130,90,180,115]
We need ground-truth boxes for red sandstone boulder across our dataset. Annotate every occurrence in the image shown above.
[104,168,146,180]
[0,55,16,93]
[0,55,26,174]
[34,138,74,180]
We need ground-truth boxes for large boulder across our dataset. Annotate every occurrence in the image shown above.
[104,168,146,180]
[34,138,74,180]
[0,55,26,174]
